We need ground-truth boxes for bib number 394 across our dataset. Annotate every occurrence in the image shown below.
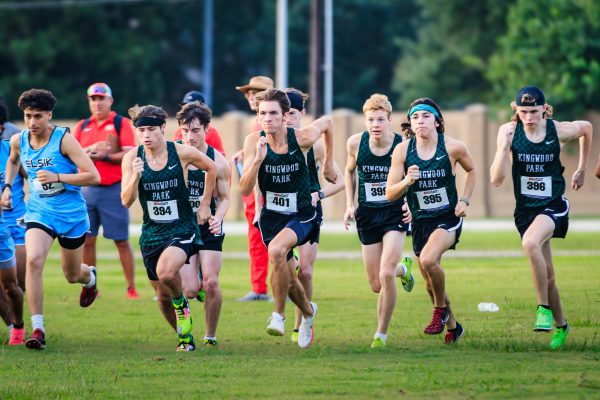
[32,178,65,198]
[147,200,179,222]
[520,176,551,198]
[365,182,387,203]
[416,187,449,210]
[266,192,297,213]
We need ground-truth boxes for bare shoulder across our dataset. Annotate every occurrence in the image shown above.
[444,134,468,157]
[214,151,231,176]
[553,120,588,137]
[346,132,362,153]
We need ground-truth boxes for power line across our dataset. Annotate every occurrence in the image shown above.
[0,0,200,10]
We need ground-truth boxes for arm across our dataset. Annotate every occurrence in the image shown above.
[556,120,593,190]
[36,133,100,186]
[595,155,600,179]
[385,141,417,202]
[450,139,476,217]
[312,139,344,203]
[296,116,335,183]
[239,133,263,196]
[343,135,359,230]
[1,135,21,209]
[209,152,232,234]
[177,143,217,225]
[120,148,142,208]
[489,122,515,187]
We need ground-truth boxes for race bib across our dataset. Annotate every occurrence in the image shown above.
[520,176,551,198]
[416,187,449,210]
[266,191,297,214]
[32,178,65,198]
[189,195,203,213]
[365,182,387,203]
[147,200,179,222]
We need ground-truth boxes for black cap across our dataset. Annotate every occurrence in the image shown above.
[181,91,206,105]
[515,86,545,106]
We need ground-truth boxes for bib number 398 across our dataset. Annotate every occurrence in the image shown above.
[520,176,551,198]
[147,200,179,222]
[266,192,297,213]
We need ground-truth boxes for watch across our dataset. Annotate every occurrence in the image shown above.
[318,190,325,200]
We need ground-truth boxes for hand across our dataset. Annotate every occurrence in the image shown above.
[343,205,356,230]
[89,150,109,161]
[255,137,267,163]
[498,123,515,150]
[571,169,585,191]
[1,188,12,209]
[404,165,420,186]
[455,199,468,217]
[36,170,60,184]
[208,216,223,235]
[322,160,336,184]
[132,157,144,177]
[197,204,211,225]
[232,149,244,164]
[310,192,320,207]
[402,202,412,224]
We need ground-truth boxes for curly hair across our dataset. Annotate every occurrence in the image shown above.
[18,89,57,112]
[401,98,444,138]
[254,89,291,115]
[176,101,212,128]
[362,93,392,117]
[128,104,168,125]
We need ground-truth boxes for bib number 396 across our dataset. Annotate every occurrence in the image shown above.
[147,200,179,222]
[266,192,297,213]
[520,176,551,198]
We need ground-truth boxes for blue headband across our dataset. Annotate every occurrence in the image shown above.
[409,104,440,118]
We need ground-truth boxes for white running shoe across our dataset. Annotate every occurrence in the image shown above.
[266,312,285,336]
[298,302,318,349]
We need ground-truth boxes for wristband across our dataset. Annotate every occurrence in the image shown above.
[459,197,470,206]
[103,154,110,162]
[57,173,61,183]
[318,190,325,200]
[3,183,12,191]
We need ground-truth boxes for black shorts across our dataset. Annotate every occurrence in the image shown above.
[258,208,319,258]
[26,222,86,250]
[141,232,197,281]
[355,204,409,245]
[411,213,463,257]
[310,202,323,245]
[197,222,225,252]
[514,196,569,239]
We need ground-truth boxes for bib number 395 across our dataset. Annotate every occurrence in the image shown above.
[416,187,449,210]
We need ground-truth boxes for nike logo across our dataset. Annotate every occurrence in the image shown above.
[168,164,177,170]
[435,155,446,160]
[545,140,555,145]
[290,150,297,155]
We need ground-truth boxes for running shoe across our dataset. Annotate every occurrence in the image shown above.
[127,286,139,300]
[550,323,569,350]
[80,266,98,307]
[176,334,196,352]
[291,329,299,343]
[400,256,414,292]
[533,306,553,332]
[238,291,271,302]
[424,307,449,335]
[298,302,318,349]
[204,338,218,347]
[444,322,464,344]
[8,327,25,346]
[266,312,285,336]
[370,337,386,349]
[25,328,46,350]
[196,289,206,303]
[173,297,193,336]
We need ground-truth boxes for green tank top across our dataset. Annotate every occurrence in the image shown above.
[307,147,321,192]
[404,134,458,220]
[356,131,404,208]
[511,120,565,209]
[257,128,312,215]
[137,141,198,247]
[187,145,217,217]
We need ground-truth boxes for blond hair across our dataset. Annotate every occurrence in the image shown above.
[362,93,392,117]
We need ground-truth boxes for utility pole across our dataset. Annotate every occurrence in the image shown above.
[309,0,324,117]
[276,0,288,88]
[203,0,213,105]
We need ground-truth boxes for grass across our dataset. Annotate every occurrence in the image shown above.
[1,232,599,399]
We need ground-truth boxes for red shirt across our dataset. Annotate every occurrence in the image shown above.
[73,111,136,185]
[173,124,226,156]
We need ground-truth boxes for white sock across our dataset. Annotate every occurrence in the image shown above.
[398,263,408,277]
[204,336,217,341]
[374,332,387,342]
[83,266,96,288]
[8,324,14,334]
[31,314,44,332]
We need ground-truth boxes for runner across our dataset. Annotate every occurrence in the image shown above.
[2,89,101,350]
[490,86,592,349]
[239,88,336,348]
[121,104,216,352]
[177,101,231,347]
[344,93,414,349]
[386,97,476,344]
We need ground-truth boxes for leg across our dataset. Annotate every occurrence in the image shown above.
[0,282,15,326]
[0,266,23,325]
[155,247,188,297]
[15,245,26,292]
[361,242,384,293]
[376,231,406,335]
[521,215,555,306]
[244,193,269,295]
[60,245,92,285]
[199,250,223,338]
[25,229,54,316]
[82,235,97,269]
[115,239,136,290]
[150,280,176,331]
[294,242,318,331]
[542,241,566,326]
[180,253,201,299]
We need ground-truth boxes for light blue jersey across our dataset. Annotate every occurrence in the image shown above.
[20,127,89,237]
[1,139,26,222]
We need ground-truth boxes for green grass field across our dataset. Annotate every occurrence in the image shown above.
[1,231,599,399]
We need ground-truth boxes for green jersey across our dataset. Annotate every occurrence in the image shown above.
[137,141,199,247]
[257,128,312,215]
[511,119,565,209]
[187,145,217,217]
[405,134,458,220]
[356,131,403,208]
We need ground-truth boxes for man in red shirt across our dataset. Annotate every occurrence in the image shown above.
[172,91,225,155]
[233,76,273,301]
[73,83,138,299]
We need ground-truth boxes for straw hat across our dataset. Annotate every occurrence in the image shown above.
[235,76,274,94]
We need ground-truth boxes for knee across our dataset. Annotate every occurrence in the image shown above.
[4,280,20,296]
[157,268,176,283]
[419,255,437,272]
[379,268,396,286]
[64,271,80,284]
[369,278,381,293]
[297,267,312,284]
[268,246,288,267]
[522,237,540,255]
[27,254,45,272]
[547,274,556,288]
[203,276,220,294]
[183,287,198,299]
[114,240,131,251]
